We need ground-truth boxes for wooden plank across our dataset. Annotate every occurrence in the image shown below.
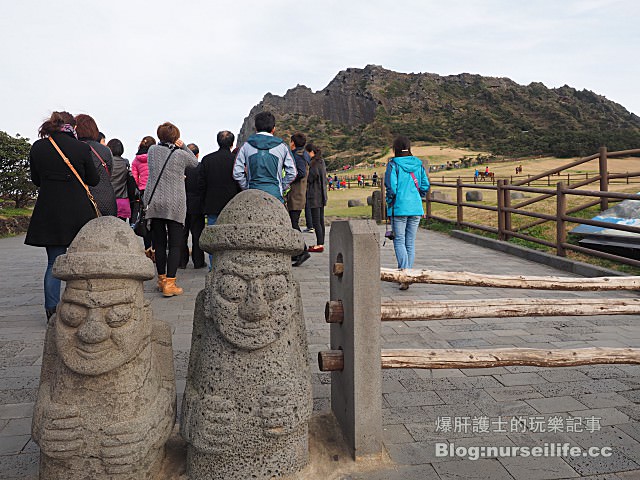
[381,298,640,321]
[381,347,640,369]
[380,268,640,290]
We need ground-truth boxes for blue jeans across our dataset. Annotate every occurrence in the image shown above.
[207,214,218,269]
[391,216,420,269]
[45,246,67,310]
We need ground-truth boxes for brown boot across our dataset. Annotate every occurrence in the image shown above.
[157,274,167,292]
[162,277,183,297]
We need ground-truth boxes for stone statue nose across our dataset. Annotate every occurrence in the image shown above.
[76,309,111,344]
[239,281,269,322]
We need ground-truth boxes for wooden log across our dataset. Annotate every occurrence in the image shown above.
[380,267,640,290]
[381,298,640,320]
[325,300,344,323]
[318,350,344,371]
[381,347,640,369]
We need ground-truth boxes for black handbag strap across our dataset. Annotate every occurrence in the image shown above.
[145,147,177,209]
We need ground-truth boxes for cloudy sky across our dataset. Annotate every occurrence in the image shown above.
[1,0,638,155]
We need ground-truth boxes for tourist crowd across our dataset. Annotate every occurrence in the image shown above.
[26,109,428,318]
[26,110,329,319]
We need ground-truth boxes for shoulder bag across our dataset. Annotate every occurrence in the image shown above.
[49,137,101,217]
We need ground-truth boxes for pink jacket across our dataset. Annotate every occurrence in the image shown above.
[132,154,149,190]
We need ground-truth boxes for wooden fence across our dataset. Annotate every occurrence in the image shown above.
[424,147,640,268]
[318,220,640,460]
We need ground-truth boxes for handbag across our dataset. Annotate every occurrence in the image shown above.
[49,137,101,217]
[132,147,177,237]
[131,202,148,237]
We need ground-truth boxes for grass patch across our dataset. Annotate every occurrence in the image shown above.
[323,186,377,218]
[0,207,32,218]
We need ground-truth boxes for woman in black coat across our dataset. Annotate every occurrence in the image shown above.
[305,144,328,252]
[25,111,100,320]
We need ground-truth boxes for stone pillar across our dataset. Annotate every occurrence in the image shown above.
[32,216,176,480]
[182,190,312,480]
[328,220,383,459]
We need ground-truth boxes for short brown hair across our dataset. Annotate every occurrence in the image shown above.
[157,122,180,143]
[75,114,100,141]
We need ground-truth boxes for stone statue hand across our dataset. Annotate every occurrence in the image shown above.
[260,384,299,437]
[100,417,153,474]
[38,403,84,459]
[191,395,236,453]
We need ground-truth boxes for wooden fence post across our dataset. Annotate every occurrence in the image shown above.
[371,190,383,223]
[497,179,505,240]
[557,182,567,257]
[503,179,511,241]
[599,146,609,211]
[456,178,463,227]
[380,180,387,221]
[326,220,382,460]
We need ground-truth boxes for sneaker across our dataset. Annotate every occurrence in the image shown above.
[303,228,315,233]
[293,251,311,267]
[308,245,324,253]
[399,282,410,291]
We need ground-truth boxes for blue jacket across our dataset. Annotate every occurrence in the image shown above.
[232,133,297,203]
[384,156,430,217]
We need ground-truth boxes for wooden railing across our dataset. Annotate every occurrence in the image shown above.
[317,220,640,460]
[424,147,640,268]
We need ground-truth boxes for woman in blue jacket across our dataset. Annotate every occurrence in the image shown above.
[384,136,430,289]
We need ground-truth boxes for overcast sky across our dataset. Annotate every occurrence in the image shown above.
[1,0,638,155]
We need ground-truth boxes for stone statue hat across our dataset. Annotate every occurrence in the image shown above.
[199,189,305,255]
[53,216,156,281]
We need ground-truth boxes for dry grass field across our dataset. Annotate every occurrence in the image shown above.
[324,144,640,272]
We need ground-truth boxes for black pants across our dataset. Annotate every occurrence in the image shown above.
[289,210,302,231]
[304,203,313,229]
[311,207,325,245]
[151,219,182,278]
[289,210,307,257]
[180,213,205,268]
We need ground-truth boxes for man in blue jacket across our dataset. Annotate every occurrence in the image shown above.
[233,112,297,203]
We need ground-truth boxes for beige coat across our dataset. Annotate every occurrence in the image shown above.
[286,162,309,211]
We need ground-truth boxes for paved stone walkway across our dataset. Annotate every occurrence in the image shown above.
[1,226,639,479]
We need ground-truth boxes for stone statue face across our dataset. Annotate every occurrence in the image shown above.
[55,280,152,376]
[208,251,296,350]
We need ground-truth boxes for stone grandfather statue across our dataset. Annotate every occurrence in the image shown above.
[181,190,313,479]
[32,217,176,480]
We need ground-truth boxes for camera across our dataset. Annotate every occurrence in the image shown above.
[385,230,395,240]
